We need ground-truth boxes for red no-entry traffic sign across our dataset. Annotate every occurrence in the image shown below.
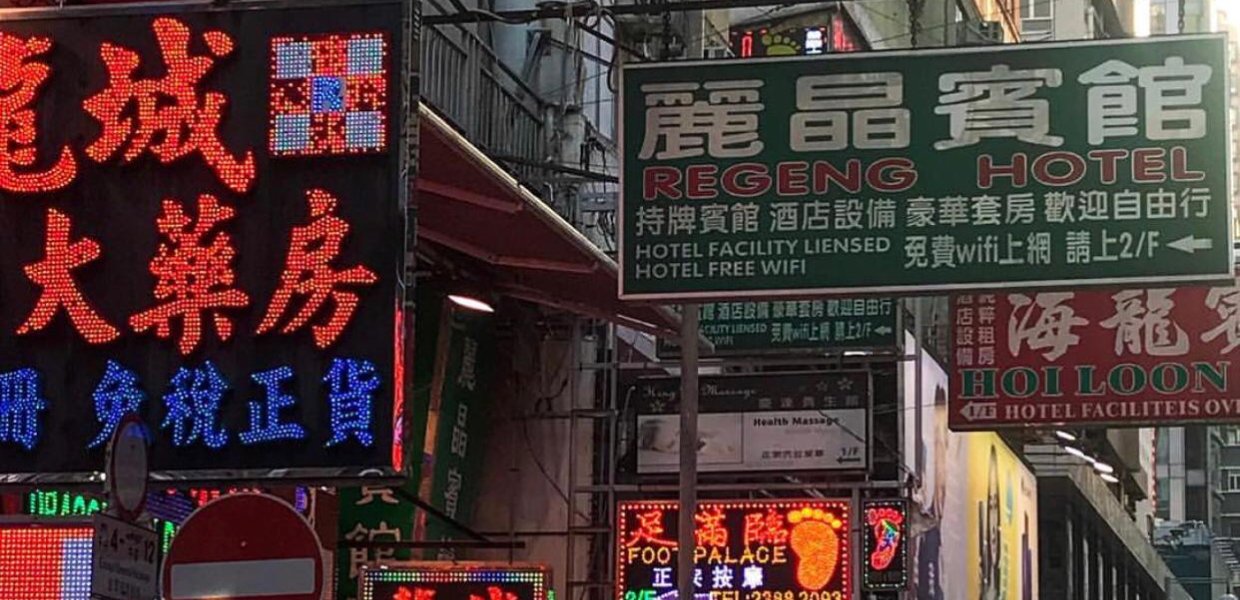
[162,493,324,600]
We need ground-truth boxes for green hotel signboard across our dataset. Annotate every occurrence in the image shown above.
[620,35,1233,300]
[658,298,898,357]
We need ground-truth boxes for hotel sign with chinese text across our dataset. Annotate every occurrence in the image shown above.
[0,0,411,483]
[657,299,898,357]
[616,499,852,600]
[620,36,1232,300]
[951,287,1240,428]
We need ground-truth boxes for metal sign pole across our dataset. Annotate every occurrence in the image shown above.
[677,303,699,600]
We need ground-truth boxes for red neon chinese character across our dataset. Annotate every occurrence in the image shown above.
[83,18,255,193]
[623,508,677,548]
[256,188,376,348]
[129,193,250,355]
[394,587,435,600]
[695,506,729,548]
[0,34,75,193]
[470,586,517,600]
[17,209,117,344]
[743,508,789,546]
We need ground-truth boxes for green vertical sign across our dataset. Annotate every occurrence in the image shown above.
[419,306,495,559]
[335,286,438,600]
[620,35,1232,300]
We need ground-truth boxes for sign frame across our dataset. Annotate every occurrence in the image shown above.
[656,300,902,358]
[618,34,1235,302]
[615,498,855,600]
[949,286,1240,429]
[859,498,908,592]
[0,0,419,488]
[630,370,873,476]
[359,563,552,600]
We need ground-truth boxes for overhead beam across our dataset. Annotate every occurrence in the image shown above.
[425,0,847,25]
[419,179,523,214]
[421,227,597,273]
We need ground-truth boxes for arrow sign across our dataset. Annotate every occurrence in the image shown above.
[874,326,894,335]
[1168,235,1214,254]
[960,402,996,422]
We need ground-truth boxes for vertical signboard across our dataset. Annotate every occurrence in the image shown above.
[861,499,908,592]
[657,299,898,357]
[621,35,1232,300]
[617,499,852,600]
[951,287,1240,428]
[630,372,869,474]
[419,307,495,558]
[0,0,413,484]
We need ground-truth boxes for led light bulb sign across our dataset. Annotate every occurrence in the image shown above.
[0,0,411,484]
[860,499,907,592]
[360,565,551,600]
[616,499,852,600]
[0,522,94,600]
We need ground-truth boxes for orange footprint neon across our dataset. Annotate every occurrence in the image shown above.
[787,507,844,591]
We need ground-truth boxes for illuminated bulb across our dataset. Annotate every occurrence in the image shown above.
[449,294,495,313]
[1100,473,1120,484]
[1063,446,1089,461]
[1055,430,1076,442]
[1093,460,1115,474]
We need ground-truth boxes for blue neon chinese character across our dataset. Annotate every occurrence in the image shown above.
[324,357,378,448]
[0,368,46,451]
[239,366,306,445]
[88,360,146,449]
[162,362,229,449]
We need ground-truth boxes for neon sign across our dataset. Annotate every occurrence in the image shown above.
[0,522,93,600]
[0,0,409,484]
[361,565,550,600]
[617,500,851,600]
[860,499,908,591]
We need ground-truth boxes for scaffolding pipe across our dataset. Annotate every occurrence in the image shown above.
[677,304,699,600]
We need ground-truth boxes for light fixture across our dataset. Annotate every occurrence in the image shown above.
[1055,430,1077,442]
[448,293,495,313]
[1063,445,1089,460]
[1100,473,1119,484]
[1093,460,1115,475]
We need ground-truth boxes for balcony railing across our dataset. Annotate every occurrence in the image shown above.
[421,3,551,182]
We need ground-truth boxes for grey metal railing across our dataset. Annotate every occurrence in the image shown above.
[421,11,551,181]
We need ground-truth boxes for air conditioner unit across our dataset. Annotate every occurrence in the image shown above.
[955,20,1004,45]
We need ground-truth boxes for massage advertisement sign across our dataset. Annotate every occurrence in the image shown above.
[617,499,852,600]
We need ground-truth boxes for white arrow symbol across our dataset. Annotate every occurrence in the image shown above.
[1168,235,1214,254]
[960,401,996,421]
[874,326,893,335]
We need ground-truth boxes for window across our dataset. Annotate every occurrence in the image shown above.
[1020,0,1052,20]
[1228,471,1240,491]
[1186,486,1207,521]
[1156,478,1171,520]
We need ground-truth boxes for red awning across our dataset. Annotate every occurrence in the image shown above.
[416,104,679,337]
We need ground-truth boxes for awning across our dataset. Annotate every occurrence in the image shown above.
[417,104,680,338]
